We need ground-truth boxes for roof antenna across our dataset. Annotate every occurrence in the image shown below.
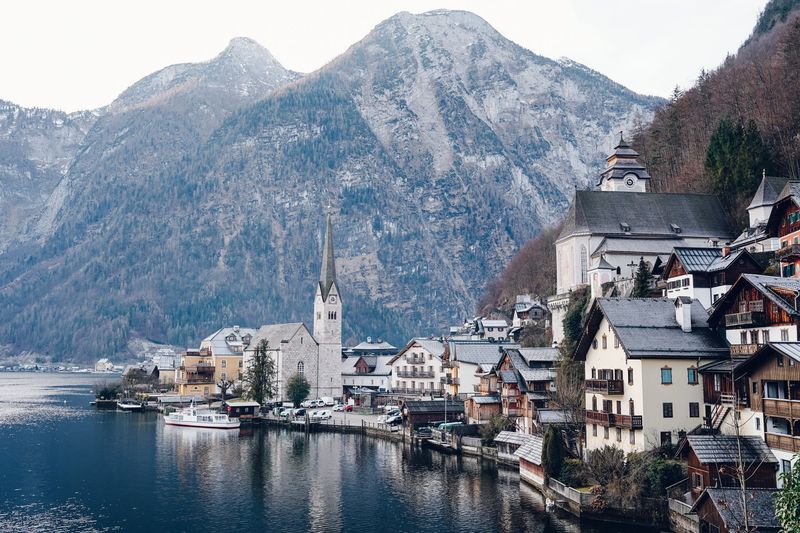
[763,168,766,179]
[619,130,624,143]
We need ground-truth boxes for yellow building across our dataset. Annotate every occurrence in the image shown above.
[175,326,256,396]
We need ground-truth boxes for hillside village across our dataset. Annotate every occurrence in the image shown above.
[82,134,800,531]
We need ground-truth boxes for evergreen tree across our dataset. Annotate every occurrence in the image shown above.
[286,373,311,408]
[705,118,773,228]
[631,257,652,297]
[775,454,800,532]
[542,425,566,479]
[244,339,276,405]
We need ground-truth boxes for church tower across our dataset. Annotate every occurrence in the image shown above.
[598,133,651,192]
[313,213,343,399]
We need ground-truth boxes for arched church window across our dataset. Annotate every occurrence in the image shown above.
[297,362,304,374]
[580,245,588,284]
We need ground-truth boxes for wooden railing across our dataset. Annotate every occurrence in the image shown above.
[586,410,611,427]
[763,398,800,419]
[396,370,434,378]
[724,311,765,327]
[730,343,760,356]
[585,379,624,395]
[766,432,800,453]
[585,410,642,429]
[776,243,800,260]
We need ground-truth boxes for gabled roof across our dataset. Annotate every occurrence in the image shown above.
[469,395,500,405]
[504,349,555,383]
[708,274,800,325]
[748,175,791,210]
[201,326,259,356]
[518,347,560,363]
[403,400,464,414]
[247,323,314,351]
[766,181,800,233]
[494,431,529,446]
[447,340,512,365]
[558,191,734,242]
[733,342,800,377]
[388,338,445,365]
[663,247,760,278]
[574,298,729,361]
[514,435,544,465]
[681,435,777,464]
[698,357,749,375]
[690,488,779,530]
[536,408,570,424]
[349,339,397,353]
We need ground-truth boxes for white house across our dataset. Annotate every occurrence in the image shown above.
[94,358,114,372]
[574,297,729,453]
[388,338,446,395]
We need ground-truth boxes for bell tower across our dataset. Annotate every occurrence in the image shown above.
[313,213,342,399]
[598,132,651,192]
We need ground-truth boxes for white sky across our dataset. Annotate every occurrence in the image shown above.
[1,0,769,112]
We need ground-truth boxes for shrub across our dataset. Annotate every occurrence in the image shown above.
[542,426,566,479]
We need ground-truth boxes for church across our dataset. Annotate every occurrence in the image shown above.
[243,214,343,401]
[548,136,734,344]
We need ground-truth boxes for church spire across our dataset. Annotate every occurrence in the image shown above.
[319,213,337,299]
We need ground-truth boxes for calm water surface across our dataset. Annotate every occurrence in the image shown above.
[0,373,641,532]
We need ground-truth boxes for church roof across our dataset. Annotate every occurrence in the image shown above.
[557,191,734,242]
[598,135,652,184]
[319,213,338,300]
[247,323,314,351]
[747,175,790,210]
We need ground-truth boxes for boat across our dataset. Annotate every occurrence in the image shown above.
[163,404,240,429]
[117,398,144,412]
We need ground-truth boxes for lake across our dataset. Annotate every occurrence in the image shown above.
[0,373,636,532]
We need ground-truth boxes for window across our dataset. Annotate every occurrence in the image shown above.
[756,417,761,430]
[603,427,609,440]
[591,367,597,379]
[592,339,598,350]
[687,367,698,385]
[602,335,607,349]
[591,396,597,411]
[592,424,597,437]
[297,361,305,374]
[784,264,796,277]
[663,403,673,418]
[763,330,770,343]
[629,430,635,444]
[221,360,227,368]
[750,330,759,344]
[753,381,758,394]
[614,335,619,349]
[220,372,226,380]
[778,353,785,367]
[661,367,672,385]
[689,402,699,418]
[616,428,622,442]
[713,374,721,392]
[740,331,748,345]
[616,401,622,415]
[783,459,793,475]
[580,245,588,284]
[691,472,703,490]
[629,399,635,416]
[316,312,321,319]
[238,361,243,368]
[628,368,634,385]
[782,329,790,341]
[660,432,672,446]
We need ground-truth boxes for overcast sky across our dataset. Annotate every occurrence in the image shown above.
[1,0,768,112]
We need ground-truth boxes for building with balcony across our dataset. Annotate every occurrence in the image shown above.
[445,340,514,398]
[707,274,800,354]
[175,350,217,396]
[661,247,761,308]
[388,338,446,396]
[574,297,729,453]
[511,294,549,329]
[764,180,800,276]
[493,347,558,433]
[730,174,789,253]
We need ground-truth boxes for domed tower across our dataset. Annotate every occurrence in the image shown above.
[598,132,651,192]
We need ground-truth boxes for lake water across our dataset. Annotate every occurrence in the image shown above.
[0,373,639,532]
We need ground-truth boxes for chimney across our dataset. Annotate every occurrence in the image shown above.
[721,244,730,258]
[233,325,240,332]
[675,297,692,333]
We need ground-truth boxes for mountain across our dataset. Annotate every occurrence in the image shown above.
[0,101,99,253]
[0,11,660,362]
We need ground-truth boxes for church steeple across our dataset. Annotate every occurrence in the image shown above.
[319,213,337,300]
[598,132,651,192]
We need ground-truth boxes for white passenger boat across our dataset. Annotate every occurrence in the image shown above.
[163,405,240,429]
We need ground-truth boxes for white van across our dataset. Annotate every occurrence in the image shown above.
[321,397,335,406]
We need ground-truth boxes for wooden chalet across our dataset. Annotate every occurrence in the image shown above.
[690,487,780,533]
[678,435,777,502]
[514,435,545,487]
[766,181,800,278]
[400,399,464,428]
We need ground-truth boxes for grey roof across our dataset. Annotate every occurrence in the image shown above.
[577,298,729,360]
[350,340,396,353]
[672,247,722,273]
[598,137,652,185]
[775,179,800,205]
[698,358,749,374]
[684,435,777,464]
[726,274,800,318]
[518,368,555,382]
[448,341,512,365]
[514,435,544,465]
[403,400,464,414]
[498,370,519,384]
[748,175,790,209]
[247,323,312,352]
[494,431,529,445]
[340,355,393,376]
[536,409,570,424]
[201,326,259,356]
[591,237,680,257]
[525,392,551,401]
[470,395,500,405]
[764,342,800,363]
[558,191,733,242]
[518,347,560,363]
[731,221,769,247]
[319,213,338,300]
[690,488,780,530]
[481,319,509,328]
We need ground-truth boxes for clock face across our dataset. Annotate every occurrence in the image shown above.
[329,295,337,303]
[623,173,637,188]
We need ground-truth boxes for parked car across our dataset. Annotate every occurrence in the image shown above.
[385,409,400,417]
[312,410,332,421]
[279,408,292,420]
[300,400,313,408]
[377,414,388,423]
[321,397,335,406]
[312,399,326,408]
[344,404,353,412]
[416,427,433,438]
[333,403,344,412]
[293,408,306,418]
[386,414,402,425]
[383,404,399,413]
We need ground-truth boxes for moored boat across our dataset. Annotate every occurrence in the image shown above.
[117,398,144,412]
[163,405,240,429]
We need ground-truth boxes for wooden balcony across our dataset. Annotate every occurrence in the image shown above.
[396,370,434,378]
[763,398,800,419]
[585,410,643,429]
[766,432,800,453]
[776,243,800,261]
[441,360,454,368]
[724,311,765,327]
[730,343,760,356]
[585,379,624,395]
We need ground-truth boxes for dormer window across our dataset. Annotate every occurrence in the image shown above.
[620,221,631,233]
[670,223,682,234]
